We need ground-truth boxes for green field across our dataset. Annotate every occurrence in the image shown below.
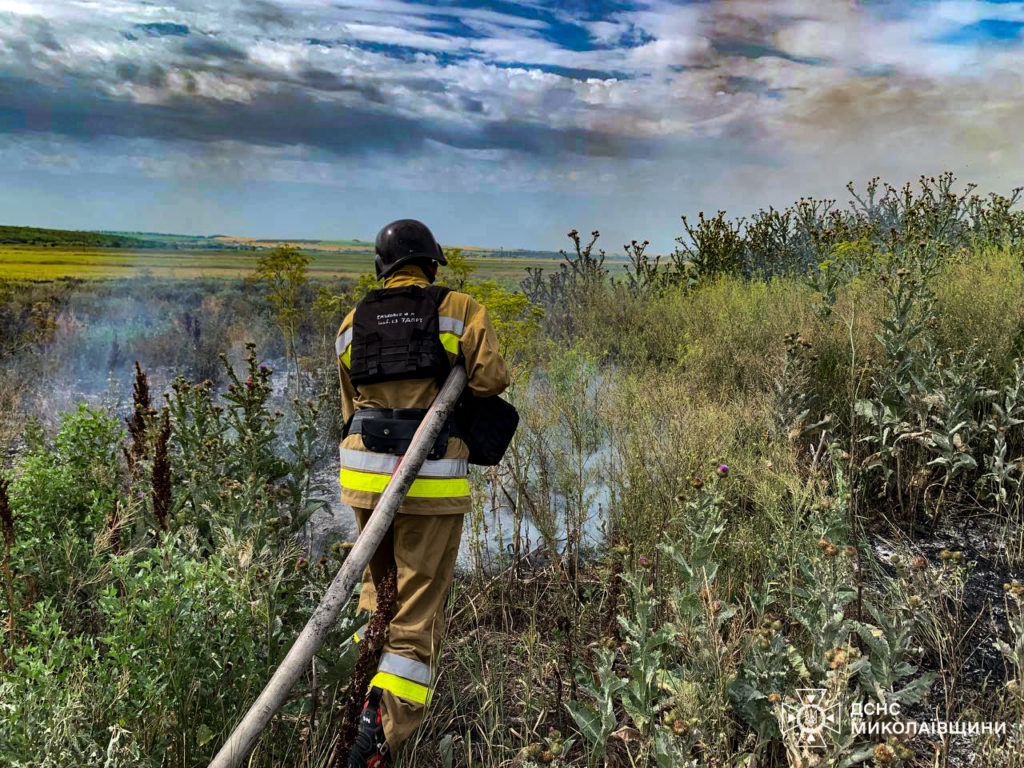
[0,244,564,284]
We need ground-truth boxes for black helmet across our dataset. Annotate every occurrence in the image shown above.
[374,219,447,279]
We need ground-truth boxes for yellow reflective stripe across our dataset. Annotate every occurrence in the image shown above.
[341,345,351,369]
[352,631,360,644]
[340,468,470,498]
[370,671,431,706]
[439,332,460,356]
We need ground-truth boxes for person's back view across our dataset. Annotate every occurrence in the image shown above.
[336,219,510,767]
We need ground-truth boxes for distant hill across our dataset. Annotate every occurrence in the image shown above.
[0,225,160,248]
[0,224,566,257]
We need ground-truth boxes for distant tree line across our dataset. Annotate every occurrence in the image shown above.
[0,225,256,250]
[0,225,161,248]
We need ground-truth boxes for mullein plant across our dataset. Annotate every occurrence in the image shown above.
[855,250,941,515]
[566,467,733,767]
[980,360,1024,559]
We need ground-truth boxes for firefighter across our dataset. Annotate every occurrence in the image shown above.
[336,219,511,767]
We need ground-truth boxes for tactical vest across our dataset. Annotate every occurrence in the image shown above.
[349,285,452,386]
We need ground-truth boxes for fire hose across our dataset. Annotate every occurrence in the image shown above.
[207,365,468,768]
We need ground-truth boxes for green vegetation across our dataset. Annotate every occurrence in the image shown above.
[251,245,313,398]
[2,173,1024,767]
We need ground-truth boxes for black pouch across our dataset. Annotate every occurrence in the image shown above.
[358,411,451,461]
[454,393,519,466]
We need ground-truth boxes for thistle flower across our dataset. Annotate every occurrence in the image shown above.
[717,463,729,477]
[828,647,849,669]
[873,743,895,765]
[244,377,254,389]
[638,555,649,566]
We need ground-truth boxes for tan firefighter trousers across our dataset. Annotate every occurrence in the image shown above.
[351,505,464,754]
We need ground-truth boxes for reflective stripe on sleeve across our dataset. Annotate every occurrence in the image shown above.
[437,316,464,336]
[340,448,467,478]
[340,468,470,498]
[370,671,432,706]
[378,653,432,686]
[439,315,463,356]
[335,328,353,357]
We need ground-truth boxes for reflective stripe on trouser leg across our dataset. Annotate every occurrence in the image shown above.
[378,652,431,685]
[370,653,433,706]
[370,672,432,706]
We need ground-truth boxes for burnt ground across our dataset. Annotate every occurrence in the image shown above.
[869,513,1022,765]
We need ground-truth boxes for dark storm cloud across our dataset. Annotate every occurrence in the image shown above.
[29,19,63,52]
[298,68,385,101]
[237,1,295,29]
[181,37,249,61]
[711,38,824,65]
[115,62,169,89]
[0,74,656,159]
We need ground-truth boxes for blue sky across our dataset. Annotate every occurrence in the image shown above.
[0,0,1023,251]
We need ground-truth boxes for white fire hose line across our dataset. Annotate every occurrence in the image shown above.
[207,365,468,768]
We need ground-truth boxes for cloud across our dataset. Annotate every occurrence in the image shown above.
[1,0,1023,248]
[181,37,249,61]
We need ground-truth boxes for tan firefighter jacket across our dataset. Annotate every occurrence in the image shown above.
[335,265,511,514]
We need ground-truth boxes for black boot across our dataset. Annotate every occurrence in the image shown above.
[349,686,390,768]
